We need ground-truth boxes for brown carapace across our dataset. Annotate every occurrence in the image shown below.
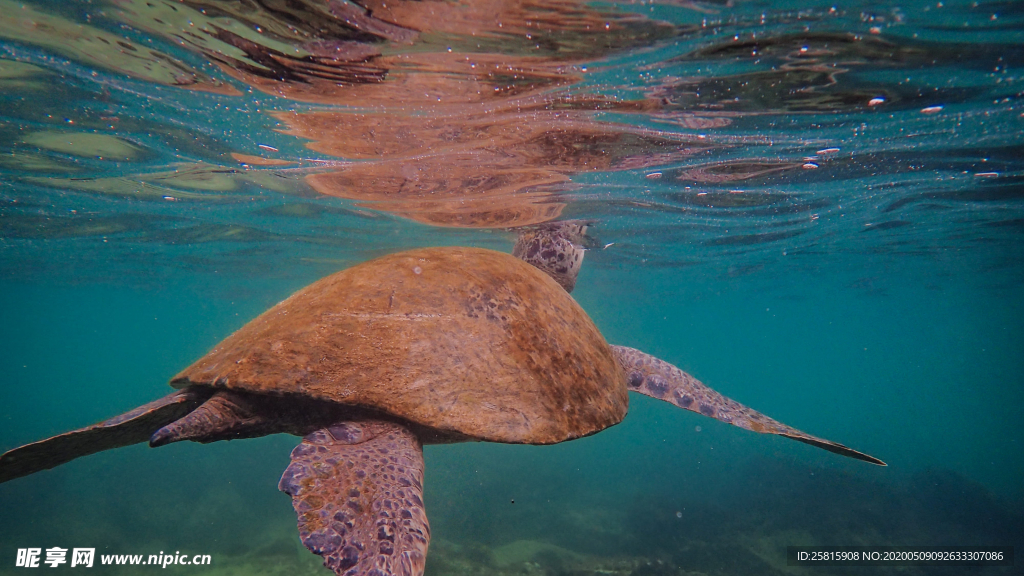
[172,245,627,445]
[0,223,884,576]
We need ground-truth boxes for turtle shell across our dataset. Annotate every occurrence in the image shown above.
[171,247,628,444]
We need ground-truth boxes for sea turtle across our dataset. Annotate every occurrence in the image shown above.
[0,222,883,576]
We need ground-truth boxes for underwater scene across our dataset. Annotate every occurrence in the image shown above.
[1,0,1023,574]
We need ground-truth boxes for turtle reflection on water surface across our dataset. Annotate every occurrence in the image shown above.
[0,221,884,576]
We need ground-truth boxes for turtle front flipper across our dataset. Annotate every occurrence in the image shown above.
[512,220,591,293]
[0,387,210,483]
[279,420,429,576]
[611,345,886,466]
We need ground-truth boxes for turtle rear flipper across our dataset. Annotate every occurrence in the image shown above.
[0,387,209,483]
[149,389,345,447]
[611,345,886,466]
[279,420,429,576]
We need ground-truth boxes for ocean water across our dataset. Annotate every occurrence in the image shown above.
[1,0,1022,574]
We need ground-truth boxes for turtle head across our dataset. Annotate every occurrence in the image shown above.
[512,220,593,293]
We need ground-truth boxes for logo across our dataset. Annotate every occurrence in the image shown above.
[15,548,94,568]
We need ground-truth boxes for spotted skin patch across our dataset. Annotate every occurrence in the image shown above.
[279,420,429,576]
[512,220,588,292]
[611,345,885,466]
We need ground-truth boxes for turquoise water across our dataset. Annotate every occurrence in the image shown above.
[1,0,1023,574]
